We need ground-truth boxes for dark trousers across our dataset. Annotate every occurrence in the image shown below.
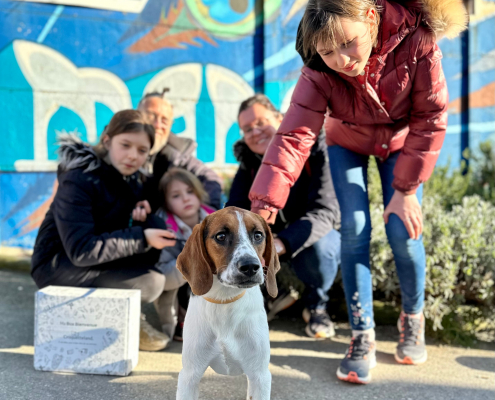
[291,229,341,310]
[90,266,165,303]
[34,250,165,304]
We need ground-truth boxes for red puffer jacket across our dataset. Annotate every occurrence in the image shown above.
[249,0,468,215]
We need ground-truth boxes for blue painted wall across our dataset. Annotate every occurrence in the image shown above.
[1,0,494,248]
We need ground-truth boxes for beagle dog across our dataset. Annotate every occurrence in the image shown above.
[175,206,280,400]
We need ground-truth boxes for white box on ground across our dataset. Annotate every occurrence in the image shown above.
[34,286,140,376]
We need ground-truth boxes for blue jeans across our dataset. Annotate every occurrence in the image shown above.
[327,145,426,330]
[291,229,341,311]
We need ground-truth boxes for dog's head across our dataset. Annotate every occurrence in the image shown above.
[176,206,280,298]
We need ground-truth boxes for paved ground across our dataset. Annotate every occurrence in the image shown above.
[0,269,493,400]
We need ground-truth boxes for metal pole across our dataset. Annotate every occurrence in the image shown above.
[253,0,265,93]
[460,23,470,174]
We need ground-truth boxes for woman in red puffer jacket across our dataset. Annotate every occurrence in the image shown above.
[249,0,468,384]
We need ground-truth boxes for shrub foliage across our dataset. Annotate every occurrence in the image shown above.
[369,141,495,343]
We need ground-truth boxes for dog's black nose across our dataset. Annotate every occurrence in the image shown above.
[238,258,260,277]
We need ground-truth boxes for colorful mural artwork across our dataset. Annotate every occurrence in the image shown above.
[16,0,150,13]
[124,0,287,52]
[0,0,494,249]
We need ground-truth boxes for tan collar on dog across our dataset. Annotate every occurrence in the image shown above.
[203,291,246,304]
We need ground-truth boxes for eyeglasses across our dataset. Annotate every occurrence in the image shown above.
[241,116,275,137]
[144,111,169,127]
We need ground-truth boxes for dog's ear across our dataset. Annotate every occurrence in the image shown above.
[176,217,215,296]
[256,214,280,298]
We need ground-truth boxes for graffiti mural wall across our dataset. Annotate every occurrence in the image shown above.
[1,0,494,248]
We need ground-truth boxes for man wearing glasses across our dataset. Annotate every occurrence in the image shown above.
[138,89,222,210]
[226,94,341,339]
[137,90,223,344]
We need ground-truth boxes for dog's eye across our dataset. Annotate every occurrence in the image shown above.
[215,233,226,242]
[254,231,263,241]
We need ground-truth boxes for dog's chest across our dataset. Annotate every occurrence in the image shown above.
[204,303,256,376]
[196,291,269,376]
[209,339,245,376]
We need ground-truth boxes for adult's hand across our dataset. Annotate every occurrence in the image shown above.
[132,200,151,222]
[251,207,277,225]
[383,190,423,240]
[144,228,177,249]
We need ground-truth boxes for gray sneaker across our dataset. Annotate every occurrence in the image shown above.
[302,308,335,339]
[139,313,170,351]
[395,312,427,365]
[336,334,376,384]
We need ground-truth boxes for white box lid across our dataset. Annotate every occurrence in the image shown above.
[37,286,141,299]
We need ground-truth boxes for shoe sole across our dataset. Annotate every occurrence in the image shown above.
[305,324,335,339]
[336,368,371,384]
[394,351,428,365]
[336,355,376,384]
[302,309,335,339]
[139,343,168,351]
[396,314,427,365]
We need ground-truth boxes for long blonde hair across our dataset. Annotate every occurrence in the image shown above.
[298,0,381,60]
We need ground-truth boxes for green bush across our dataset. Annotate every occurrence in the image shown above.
[424,140,495,209]
[368,141,495,344]
[466,141,495,204]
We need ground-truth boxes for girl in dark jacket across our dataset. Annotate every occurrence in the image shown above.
[31,109,177,352]
[248,0,468,384]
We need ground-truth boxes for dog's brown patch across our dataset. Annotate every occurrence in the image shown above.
[177,207,280,296]
[204,209,240,277]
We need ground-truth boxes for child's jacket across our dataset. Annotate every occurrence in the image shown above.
[31,135,155,288]
[155,205,215,290]
[249,0,468,213]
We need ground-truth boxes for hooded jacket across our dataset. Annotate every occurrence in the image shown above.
[31,136,160,288]
[147,133,223,210]
[249,0,468,213]
[227,134,340,258]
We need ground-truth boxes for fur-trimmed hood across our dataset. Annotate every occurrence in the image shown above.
[57,134,100,174]
[297,0,468,70]
[56,134,151,178]
[373,0,468,56]
[233,139,263,168]
[398,0,468,39]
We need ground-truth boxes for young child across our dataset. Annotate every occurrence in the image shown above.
[31,109,178,352]
[153,168,215,343]
[248,0,468,384]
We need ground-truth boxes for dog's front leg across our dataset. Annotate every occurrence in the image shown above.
[176,343,215,400]
[176,321,216,399]
[245,369,271,400]
[176,367,206,400]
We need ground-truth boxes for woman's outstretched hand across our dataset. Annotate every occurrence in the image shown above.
[383,190,423,240]
[144,229,177,249]
[251,207,278,224]
[132,200,151,222]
